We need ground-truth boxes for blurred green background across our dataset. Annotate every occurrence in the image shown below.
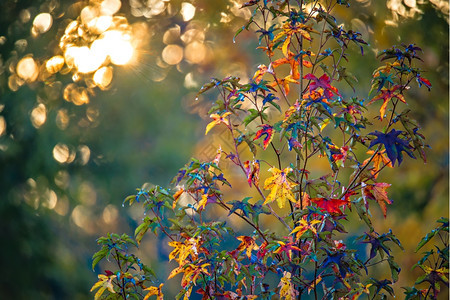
[0,0,447,299]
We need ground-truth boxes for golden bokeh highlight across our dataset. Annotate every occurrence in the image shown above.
[30,103,47,128]
[101,30,134,65]
[42,189,58,210]
[46,55,65,74]
[64,84,89,105]
[0,116,6,136]
[20,9,31,23]
[93,66,113,89]
[78,145,91,165]
[53,143,76,164]
[163,26,181,44]
[32,13,53,35]
[16,56,39,82]
[162,44,184,65]
[130,0,168,18]
[71,204,95,234]
[101,0,122,15]
[103,204,119,224]
[54,195,69,216]
[181,2,196,22]
[184,41,207,64]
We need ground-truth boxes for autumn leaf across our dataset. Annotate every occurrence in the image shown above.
[236,235,259,258]
[244,160,260,187]
[90,274,116,300]
[268,75,298,95]
[168,237,201,264]
[416,74,432,91]
[274,241,301,261]
[368,129,415,166]
[173,188,184,209]
[278,271,298,299]
[205,112,231,135]
[312,197,349,215]
[253,124,274,150]
[263,167,297,208]
[307,276,322,295]
[363,150,393,178]
[363,183,392,218]
[168,262,210,291]
[253,64,270,83]
[291,218,321,239]
[303,73,340,99]
[367,85,405,120]
[198,193,209,210]
[143,283,164,300]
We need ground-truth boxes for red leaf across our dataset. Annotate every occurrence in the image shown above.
[312,197,349,215]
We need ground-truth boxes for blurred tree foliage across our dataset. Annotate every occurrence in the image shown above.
[0,0,447,298]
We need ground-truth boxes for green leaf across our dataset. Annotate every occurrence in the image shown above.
[415,229,436,252]
[92,247,108,270]
[388,256,401,282]
[134,217,152,245]
[243,109,260,126]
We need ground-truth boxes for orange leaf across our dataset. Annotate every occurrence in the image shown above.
[364,183,392,217]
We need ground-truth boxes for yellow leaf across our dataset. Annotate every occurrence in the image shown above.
[90,274,116,300]
[198,193,208,210]
[236,235,259,258]
[205,112,231,135]
[143,283,164,300]
[320,118,331,131]
[173,188,184,209]
[278,271,298,299]
[263,167,297,208]
[291,218,321,239]
[282,37,290,57]
[307,275,322,294]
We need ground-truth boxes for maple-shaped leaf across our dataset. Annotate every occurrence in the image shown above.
[321,249,350,278]
[236,235,259,258]
[363,183,392,218]
[263,167,296,208]
[274,241,301,261]
[278,271,298,300]
[168,262,210,290]
[367,85,405,120]
[359,230,402,263]
[168,237,201,264]
[228,197,253,218]
[332,146,350,167]
[90,274,116,300]
[253,124,274,150]
[143,283,164,300]
[363,150,393,179]
[268,75,298,95]
[303,73,340,99]
[369,279,395,297]
[372,70,395,93]
[291,218,321,239]
[205,112,231,135]
[368,129,415,166]
[417,265,450,285]
[312,197,349,215]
